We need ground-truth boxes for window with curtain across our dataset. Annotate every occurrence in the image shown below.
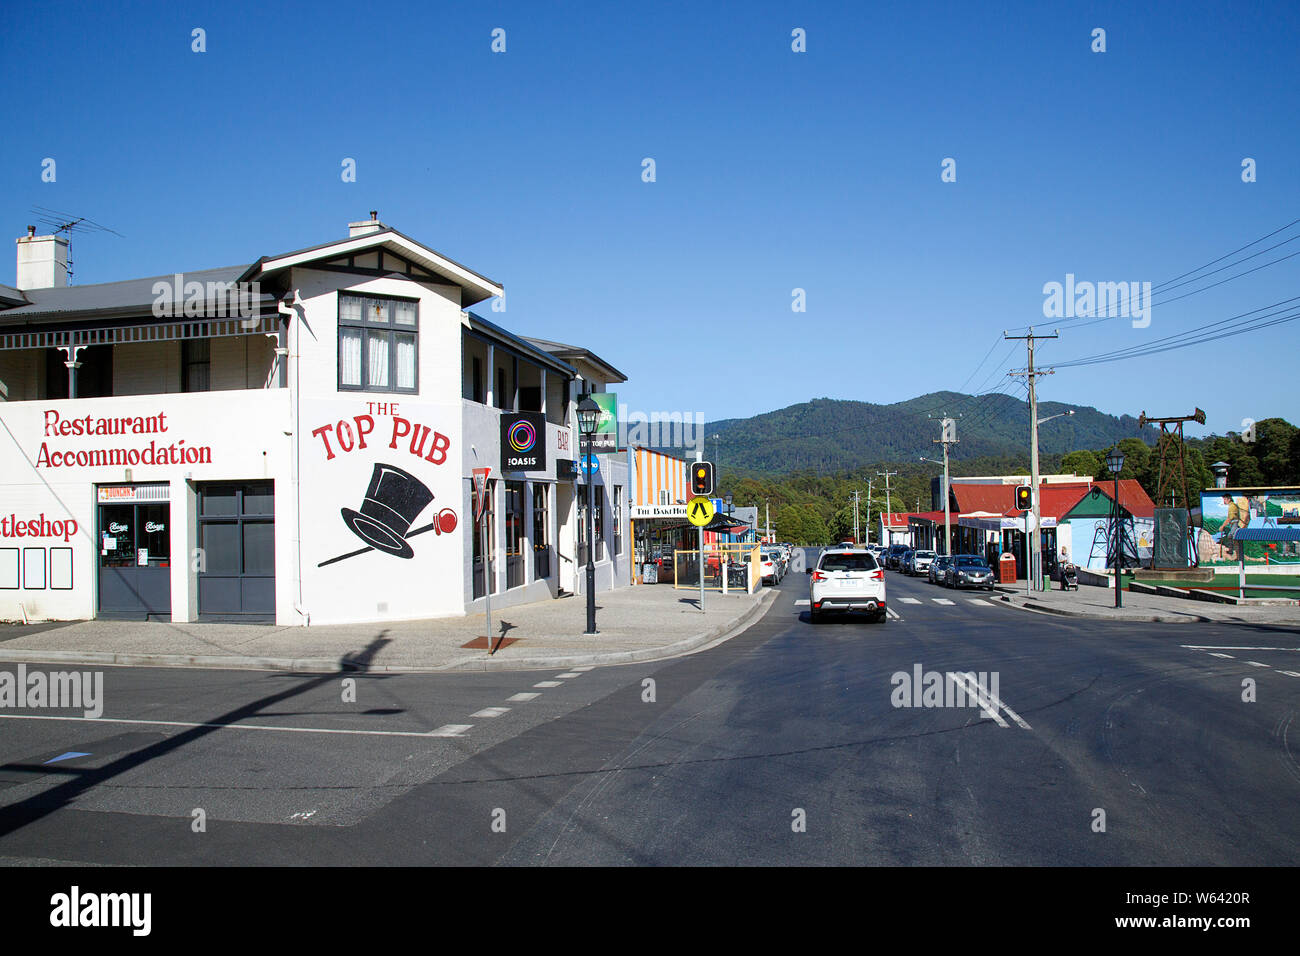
[338,293,418,392]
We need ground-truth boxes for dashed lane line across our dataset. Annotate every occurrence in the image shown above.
[1182,645,1300,651]
[1209,652,1235,659]
[470,707,511,718]
[428,724,473,737]
[507,692,541,702]
[533,681,563,688]
[1245,661,1270,668]
[555,673,582,679]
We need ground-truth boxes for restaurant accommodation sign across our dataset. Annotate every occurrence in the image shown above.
[35,409,214,469]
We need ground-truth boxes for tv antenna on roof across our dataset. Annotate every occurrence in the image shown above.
[28,206,123,285]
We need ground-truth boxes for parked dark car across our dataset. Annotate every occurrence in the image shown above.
[928,554,951,584]
[886,544,909,570]
[944,554,995,590]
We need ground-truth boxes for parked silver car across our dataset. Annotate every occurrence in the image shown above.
[944,554,995,590]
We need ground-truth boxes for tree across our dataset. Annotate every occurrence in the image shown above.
[776,504,807,544]
[1253,418,1299,485]
[802,507,829,545]
[1061,449,1102,479]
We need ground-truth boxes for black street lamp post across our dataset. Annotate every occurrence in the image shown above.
[576,395,601,634]
[1107,449,1125,608]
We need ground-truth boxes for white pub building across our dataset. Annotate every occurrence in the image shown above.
[0,216,630,625]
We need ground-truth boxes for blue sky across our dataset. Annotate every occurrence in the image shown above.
[2,0,1297,440]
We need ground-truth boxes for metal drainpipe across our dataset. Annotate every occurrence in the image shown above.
[280,294,309,626]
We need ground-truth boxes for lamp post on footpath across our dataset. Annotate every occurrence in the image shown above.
[1107,448,1126,608]
[577,395,601,633]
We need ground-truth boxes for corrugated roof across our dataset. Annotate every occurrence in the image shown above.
[524,336,627,384]
[0,266,263,324]
[950,484,1016,515]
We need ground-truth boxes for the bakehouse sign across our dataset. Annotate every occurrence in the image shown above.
[35,410,213,469]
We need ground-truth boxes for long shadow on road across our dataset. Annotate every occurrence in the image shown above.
[0,635,391,839]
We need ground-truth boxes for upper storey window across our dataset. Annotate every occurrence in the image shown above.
[338,293,418,393]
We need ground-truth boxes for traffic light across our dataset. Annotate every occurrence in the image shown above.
[691,461,715,496]
[1015,484,1032,511]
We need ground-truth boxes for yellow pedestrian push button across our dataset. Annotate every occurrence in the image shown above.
[687,496,715,527]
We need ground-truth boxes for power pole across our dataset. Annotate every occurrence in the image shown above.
[865,477,874,544]
[930,416,959,556]
[1005,328,1057,591]
[851,489,860,544]
[876,470,897,543]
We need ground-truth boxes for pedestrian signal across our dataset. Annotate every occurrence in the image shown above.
[1015,484,1032,510]
[691,461,714,496]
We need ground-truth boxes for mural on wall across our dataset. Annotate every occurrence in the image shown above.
[318,462,457,567]
[307,402,460,569]
[1198,489,1300,566]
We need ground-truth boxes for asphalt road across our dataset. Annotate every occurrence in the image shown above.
[1,547,1298,865]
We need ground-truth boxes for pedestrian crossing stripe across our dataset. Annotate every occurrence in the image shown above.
[933,598,956,605]
[901,597,921,604]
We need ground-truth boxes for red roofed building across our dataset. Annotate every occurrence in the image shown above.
[915,477,1157,577]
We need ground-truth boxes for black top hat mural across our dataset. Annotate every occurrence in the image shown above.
[340,463,435,559]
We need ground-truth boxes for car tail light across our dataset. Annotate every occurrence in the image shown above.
[871,570,884,581]
[812,571,826,582]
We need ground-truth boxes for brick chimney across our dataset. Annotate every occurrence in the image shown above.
[16,226,69,290]
[348,211,384,237]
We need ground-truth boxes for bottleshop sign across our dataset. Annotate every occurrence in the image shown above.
[35,409,213,469]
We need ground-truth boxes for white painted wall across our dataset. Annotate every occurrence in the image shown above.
[0,390,292,623]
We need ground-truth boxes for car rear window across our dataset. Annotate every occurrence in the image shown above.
[820,553,879,571]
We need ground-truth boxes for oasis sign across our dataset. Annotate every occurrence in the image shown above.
[501,412,546,472]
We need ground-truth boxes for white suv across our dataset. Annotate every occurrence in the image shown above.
[808,548,887,624]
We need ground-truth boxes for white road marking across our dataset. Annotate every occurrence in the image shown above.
[967,599,991,606]
[533,681,563,688]
[570,666,596,672]
[555,673,582,679]
[933,598,956,606]
[794,599,810,606]
[1245,661,1270,668]
[428,724,473,737]
[1208,652,1235,659]
[507,692,541,702]
[470,707,511,718]
[1279,671,1300,678]
[949,672,1032,730]
[947,673,1008,728]
[1181,645,1300,651]
[887,607,901,620]
[901,597,922,605]
[0,713,460,739]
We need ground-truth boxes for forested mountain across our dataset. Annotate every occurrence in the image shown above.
[704,393,1150,476]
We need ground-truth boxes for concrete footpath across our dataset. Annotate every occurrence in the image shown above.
[0,585,774,673]
[998,582,1300,625]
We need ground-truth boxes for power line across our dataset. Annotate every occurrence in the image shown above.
[1007,216,1300,332]
[1056,294,1300,369]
